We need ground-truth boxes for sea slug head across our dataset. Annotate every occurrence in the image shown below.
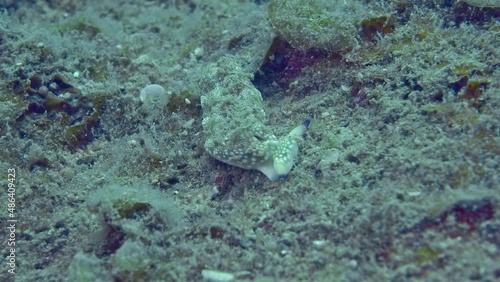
[272,117,311,181]
[273,141,298,181]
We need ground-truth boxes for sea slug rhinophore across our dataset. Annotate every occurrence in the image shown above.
[200,56,310,181]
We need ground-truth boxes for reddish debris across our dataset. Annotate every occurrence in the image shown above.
[404,199,495,237]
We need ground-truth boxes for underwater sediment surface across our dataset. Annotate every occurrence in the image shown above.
[0,0,498,281]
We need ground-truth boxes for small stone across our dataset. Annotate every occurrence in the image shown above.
[349,259,358,268]
[193,47,204,58]
[341,85,350,92]
[128,140,138,147]
[140,84,169,108]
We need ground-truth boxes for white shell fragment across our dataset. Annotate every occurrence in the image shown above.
[201,269,235,282]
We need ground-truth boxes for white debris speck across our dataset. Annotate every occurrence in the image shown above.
[408,191,422,197]
[312,240,327,249]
